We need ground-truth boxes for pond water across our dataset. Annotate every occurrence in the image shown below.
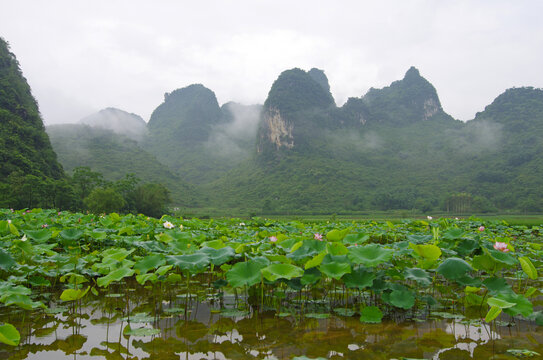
[1,282,542,360]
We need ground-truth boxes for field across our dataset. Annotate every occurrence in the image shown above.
[0,209,542,359]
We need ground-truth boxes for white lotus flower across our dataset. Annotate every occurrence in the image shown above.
[163,221,174,229]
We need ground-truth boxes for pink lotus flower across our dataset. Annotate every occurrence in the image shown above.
[314,233,323,241]
[478,226,485,232]
[269,236,277,243]
[42,224,48,228]
[493,242,509,252]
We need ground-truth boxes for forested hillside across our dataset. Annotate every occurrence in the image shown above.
[0,37,69,209]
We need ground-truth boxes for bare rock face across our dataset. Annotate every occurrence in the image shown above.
[423,98,440,120]
[257,108,294,152]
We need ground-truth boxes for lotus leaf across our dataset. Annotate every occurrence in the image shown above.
[97,267,135,287]
[134,254,166,274]
[287,240,326,262]
[483,277,511,294]
[198,246,236,266]
[0,323,20,346]
[300,267,322,286]
[326,228,351,242]
[342,267,375,289]
[60,228,84,241]
[261,263,304,282]
[404,268,431,286]
[388,289,415,309]
[0,249,15,271]
[487,248,518,266]
[409,243,441,262]
[24,229,51,243]
[166,253,210,274]
[436,257,472,280]
[348,244,393,267]
[519,256,538,280]
[496,291,533,317]
[343,233,370,246]
[319,260,351,280]
[60,286,90,301]
[226,260,266,288]
[360,306,383,323]
[487,297,516,309]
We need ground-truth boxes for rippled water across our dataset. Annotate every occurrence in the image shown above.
[1,283,542,360]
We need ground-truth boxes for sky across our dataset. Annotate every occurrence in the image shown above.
[1,0,542,125]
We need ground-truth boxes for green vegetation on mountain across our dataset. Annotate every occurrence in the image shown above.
[46,124,198,206]
[0,37,67,209]
[80,107,147,140]
[143,85,259,183]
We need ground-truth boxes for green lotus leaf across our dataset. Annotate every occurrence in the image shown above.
[360,306,383,323]
[226,260,266,288]
[404,268,432,286]
[388,289,415,309]
[487,297,516,309]
[483,277,511,295]
[343,233,370,246]
[319,261,351,280]
[201,240,225,249]
[24,229,51,243]
[28,276,51,287]
[97,267,135,287]
[261,263,304,282]
[409,243,441,262]
[519,256,538,280]
[326,228,351,242]
[485,306,502,323]
[496,291,533,317]
[2,293,46,310]
[0,249,16,272]
[287,240,327,262]
[327,242,349,256]
[166,253,210,274]
[455,239,480,256]
[134,254,166,275]
[136,273,158,285]
[487,248,518,266]
[60,228,84,241]
[436,257,473,280]
[472,254,503,273]
[0,323,20,346]
[304,251,326,270]
[442,228,464,240]
[342,267,375,289]
[198,246,235,266]
[123,324,161,337]
[300,267,322,286]
[348,244,393,267]
[101,248,135,263]
[60,286,90,302]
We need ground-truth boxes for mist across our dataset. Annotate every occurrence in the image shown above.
[448,119,504,154]
[79,108,148,141]
[205,102,262,157]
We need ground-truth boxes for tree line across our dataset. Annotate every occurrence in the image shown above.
[0,167,170,218]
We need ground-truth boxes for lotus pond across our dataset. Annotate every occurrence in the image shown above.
[0,209,542,359]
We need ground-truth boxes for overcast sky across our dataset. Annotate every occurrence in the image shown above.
[1,1,542,125]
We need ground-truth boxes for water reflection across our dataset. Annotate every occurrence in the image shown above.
[1,287,542,360]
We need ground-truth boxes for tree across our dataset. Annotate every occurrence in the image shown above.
[84,187,126,214]
[133,183,170,218]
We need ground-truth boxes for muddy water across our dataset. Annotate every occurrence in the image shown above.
[1,286,542,360]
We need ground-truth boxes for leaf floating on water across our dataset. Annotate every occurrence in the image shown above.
[333,308,356,317]
[123,324,161,337]
[506,349,541,358]
[360,306,383,324]
[305,313,330,319]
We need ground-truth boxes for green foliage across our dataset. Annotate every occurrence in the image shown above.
[84,187,126,214]
[0,37,65,209]
[133,183,170,218]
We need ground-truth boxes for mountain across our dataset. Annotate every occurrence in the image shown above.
[0,37,66,208]
[80,107,147,140]
[46,124,199,206]
[203,68,543,214]
[143,84,260,183]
